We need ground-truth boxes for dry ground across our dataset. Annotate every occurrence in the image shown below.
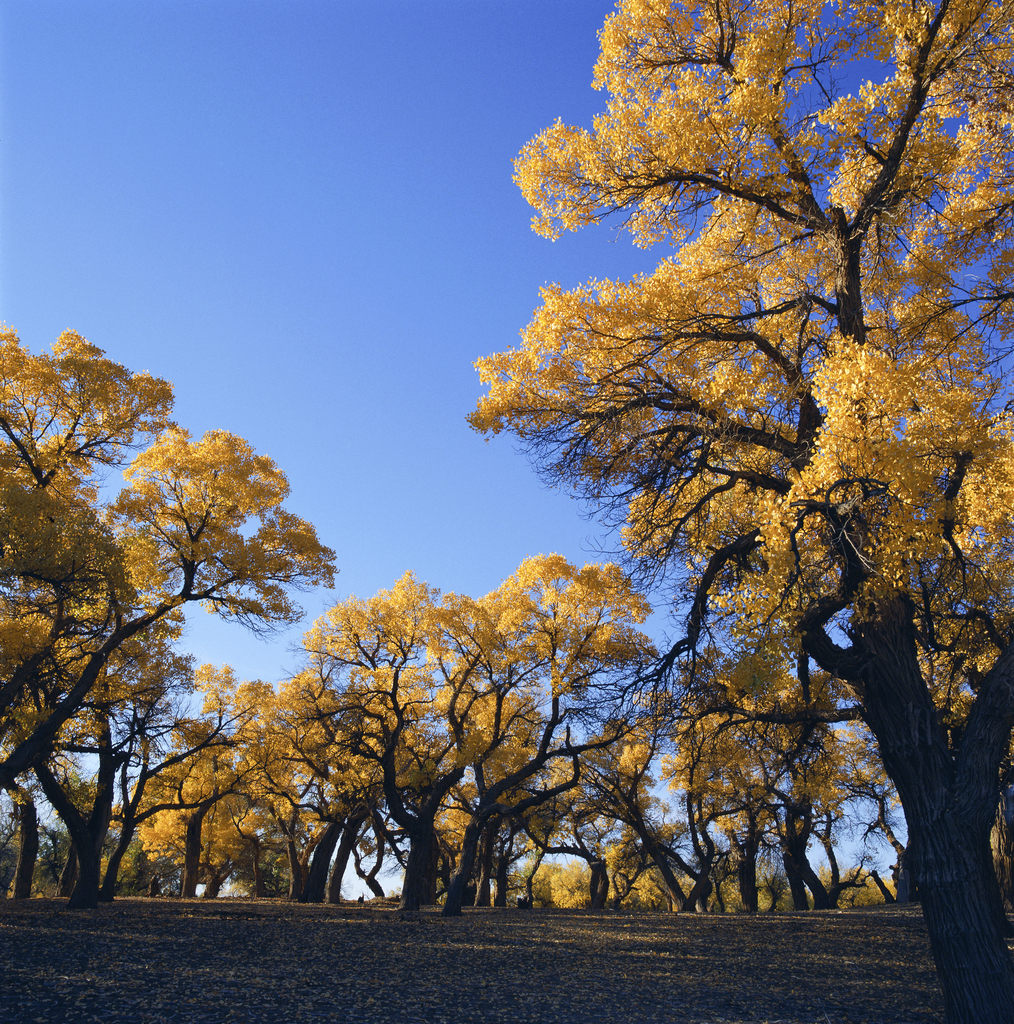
[0,898,948,1023]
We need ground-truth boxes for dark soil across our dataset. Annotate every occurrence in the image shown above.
[0,898,949,1023]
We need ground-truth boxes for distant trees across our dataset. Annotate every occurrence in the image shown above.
[0,328,335,906]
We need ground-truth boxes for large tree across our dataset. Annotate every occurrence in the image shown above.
[470,2,1014,1020]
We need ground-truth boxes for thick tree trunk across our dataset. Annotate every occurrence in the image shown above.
[100,824,136,902]
[781,806,830,910]
[474,821,496,908]
[805,597,1014,1022]
[203,864,230,899]
[682,868,712,913]
[69,831,105,909]
[11,796,38,899]
[494,847,510,908]
[181,807,211,898]
[589,859,609,909]
[915,818,1014,1023]
[401,819,438,913]
[286,839,304,902]
[641,835,687,911]
[300,821,341,904]
[735,818,760,913]
[35,759,114,910]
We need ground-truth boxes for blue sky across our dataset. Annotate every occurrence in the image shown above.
[1,0,673,683]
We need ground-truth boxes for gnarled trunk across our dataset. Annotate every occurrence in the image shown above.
[326,814,368,904]
[11,794,38,899]
[589,859,609,909]
[181,809,209,898]
[401,818,438,912]
[442,816,483,917]
[58,845,78,898]
[806,597,1014,1022]
[300,820,340,904]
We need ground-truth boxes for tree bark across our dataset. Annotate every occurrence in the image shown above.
[100,824,136,902]
[734,813,760,913]
[285,838,304,901]
[401,818,438,913]
[300,820,340,904]
[993,782,1014,914]
[442,815,486,917]
[58,845,78,898]
[35,758,114,910]
[805,597,1014,1022]
[474,820,497,908]
[589,859,609,909]
[11,794,38,899]
[326,814,367,904]
[182,808,209,898]
[494,841,510,908]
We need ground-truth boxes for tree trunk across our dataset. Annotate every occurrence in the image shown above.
[203,867,227,899]
[353,825,387,898]
[11,796,38,899]
[58,846,78,898]
[682,868,712,913]
[300,820,341,904]
[100,823,136,902]
[401,818,438,913]
[35,745,116,909]
[494,846,510,908]
[915,818,1014,1023]
[641,835,687,911]
[326,814,367,904]
[286,838,304,902]
[442,816,484,917]
[69,831,105,909]
[474,821,496,908]
[780,806,831,910]
[870,869,896,903]
[806,596,1014,1022]
[251,840,265,898]
[589,859,609,909]
[735,818,760,913]
[783,848,810,910]
[181,807,210,898]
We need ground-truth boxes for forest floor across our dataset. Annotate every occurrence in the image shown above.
[0,898,950,1023]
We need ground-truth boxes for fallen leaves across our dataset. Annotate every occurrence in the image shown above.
[0,899,947,1023]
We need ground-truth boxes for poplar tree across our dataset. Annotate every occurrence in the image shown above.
[471,2,1014,1019]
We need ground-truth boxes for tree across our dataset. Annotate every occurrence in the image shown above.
[470,2,1014,1019]
[0,329,334,907]
[436,555,654,917]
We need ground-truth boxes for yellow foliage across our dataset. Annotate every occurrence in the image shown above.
[471,0,1014,698]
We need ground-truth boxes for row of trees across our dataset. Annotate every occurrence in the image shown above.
[4,556,910,920]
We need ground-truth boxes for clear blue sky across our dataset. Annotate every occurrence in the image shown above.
[1,0,672,683]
